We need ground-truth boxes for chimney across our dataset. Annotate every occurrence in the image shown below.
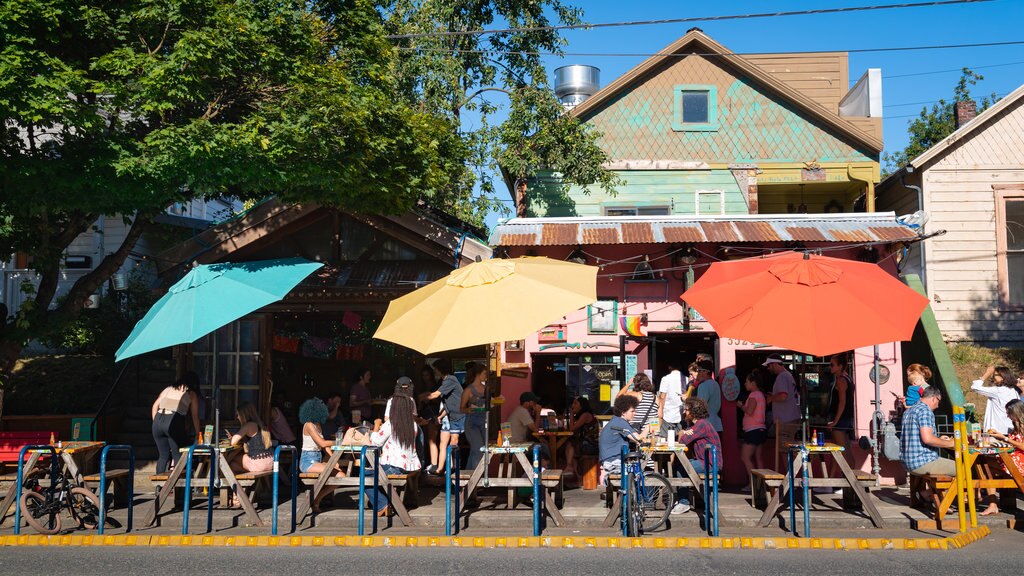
[955,100,977,129]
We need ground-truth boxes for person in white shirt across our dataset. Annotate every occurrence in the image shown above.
[369,395,420,517]
[658,357,685,435]
[972,366,1020,516]
[763,354,801,424]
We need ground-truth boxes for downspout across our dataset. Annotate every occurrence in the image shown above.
[900,167,926,288]
[847,165,875,212]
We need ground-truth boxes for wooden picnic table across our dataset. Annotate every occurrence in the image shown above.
[143,444,263,528]
[462,443,565,527]
[295,444,412,527]
[758,443,884,530]
[531,431,573,468]
[0,441,105,525]
[915,443,1024,529]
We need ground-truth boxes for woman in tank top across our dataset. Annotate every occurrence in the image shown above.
[460,364,489,470]
[229,403,273,473]
[298,398,346,513]
[617,373,659,433]
[151,372,202,473]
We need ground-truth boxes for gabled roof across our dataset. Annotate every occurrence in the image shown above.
[907,82,1024,169]
[490,213,917,246]
[156,198,490,274]
[567,29,882,153]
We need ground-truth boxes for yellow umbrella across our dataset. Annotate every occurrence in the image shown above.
[373,257,597,354]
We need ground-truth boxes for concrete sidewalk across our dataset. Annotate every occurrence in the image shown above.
[2,478,1017,539]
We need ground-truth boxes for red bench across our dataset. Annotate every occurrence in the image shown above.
[0,432,58,475]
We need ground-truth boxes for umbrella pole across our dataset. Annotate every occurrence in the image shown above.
[871,345,882,484]
[213,383,221,495]
[801,356,809,447]
[484,384,491,488]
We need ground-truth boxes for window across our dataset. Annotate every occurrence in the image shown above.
[604,206,670,216]
[193,318,263,417]
[672,85,718,132]
[696,190,725,215]
[996,187,1024,308]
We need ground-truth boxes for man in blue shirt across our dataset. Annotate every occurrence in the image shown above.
[900,386,955,475]
[600,395,643,483]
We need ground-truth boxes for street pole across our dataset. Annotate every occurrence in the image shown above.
[871,345,883,483]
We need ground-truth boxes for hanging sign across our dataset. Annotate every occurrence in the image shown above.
[721,367,741,402]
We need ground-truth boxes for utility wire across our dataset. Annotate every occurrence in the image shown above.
[396,39,1024,59]
[886,60,1024,79]
[386,0,991,39]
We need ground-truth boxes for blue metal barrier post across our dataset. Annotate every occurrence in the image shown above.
[801,446,811,537]
[702,445,719,537]
[372,446,380,534]
[532,444,541,537]
[182,444,215,535]
[14,445,56,536]
[358,446,367,536]
[98,445,135,534]
[272,445,297,535]
[444,445,453,536]
[788,446,796,534]
[620,445,628,537]
[453,447,461,535]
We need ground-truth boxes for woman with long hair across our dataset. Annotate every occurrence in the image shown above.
[151,371,202,473]
[298,398,346,513]
[989,398,1024,479]
[616,373,659,433]
[460,364,489,470]
[369,395,421,516]
[973,366,1021,515]
[563,396,598,483]
[229,403,273,474]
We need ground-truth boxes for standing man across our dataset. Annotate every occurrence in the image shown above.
[658,357,685,436]
[900,386,955,476]
[694,361,723,432]
[763,354,800,424]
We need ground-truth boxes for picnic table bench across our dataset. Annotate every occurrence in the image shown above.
[751,467,877,511]
[0,432,57,473]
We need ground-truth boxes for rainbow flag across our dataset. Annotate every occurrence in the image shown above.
[620,315,646,337]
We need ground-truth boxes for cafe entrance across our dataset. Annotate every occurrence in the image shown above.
[531,353,621,416]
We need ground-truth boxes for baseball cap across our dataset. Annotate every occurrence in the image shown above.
[762,353,784,366]
[520,391,541,404]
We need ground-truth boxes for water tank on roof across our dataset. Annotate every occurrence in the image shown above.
[554,65,600,107]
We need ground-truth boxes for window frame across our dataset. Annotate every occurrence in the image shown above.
[995,186,1024,310]
[603,206,671,217]
[695,190,726,215]
[672,84,719,132]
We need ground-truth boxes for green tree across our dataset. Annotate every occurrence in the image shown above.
[383,0,617,222]
[0,0,465,379]
[883,69,1000,175]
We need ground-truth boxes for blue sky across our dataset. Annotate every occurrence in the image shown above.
[479,0,1024,228]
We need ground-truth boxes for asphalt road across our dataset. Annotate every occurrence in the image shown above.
[3,531,1022,576]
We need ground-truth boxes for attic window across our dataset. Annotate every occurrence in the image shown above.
[672,85,718,132]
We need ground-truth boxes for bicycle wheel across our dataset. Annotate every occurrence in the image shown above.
[638,472,673,532]
[21,491,61,535]
[69,487,101,530]
[625,475,643,537]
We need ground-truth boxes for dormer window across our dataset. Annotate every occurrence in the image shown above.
[672,85,718,132]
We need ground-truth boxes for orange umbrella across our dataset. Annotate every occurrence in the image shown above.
[681,251,928,356]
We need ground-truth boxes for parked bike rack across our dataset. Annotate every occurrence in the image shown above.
[619,444,629,537]
[98,444,135,534]
[787,445,811,537]
[532,444,541,537]
[14,444,57,535]
[182,444,216,535]
[271,445,298,536]
[444,445,461,536]
[702,445,719,537]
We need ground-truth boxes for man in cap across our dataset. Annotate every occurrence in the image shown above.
[764,354,800,424]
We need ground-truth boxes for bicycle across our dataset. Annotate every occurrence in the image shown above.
[19,465,104,535]
[618,434,673,536]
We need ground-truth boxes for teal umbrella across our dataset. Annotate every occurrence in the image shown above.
[115,257,323,362]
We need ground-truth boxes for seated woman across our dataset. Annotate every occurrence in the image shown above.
[229,403,274,473]
[298,397,346,513]
[617,373,659,433]
[990,398,1024,479]
[368,394,421,517]
[563,396,598,483]
[671,396,721,516]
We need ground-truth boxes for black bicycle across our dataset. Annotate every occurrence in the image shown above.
[19,466,104,535]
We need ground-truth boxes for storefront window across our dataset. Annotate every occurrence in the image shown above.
[534,354,620,415]
[192,318,263,418]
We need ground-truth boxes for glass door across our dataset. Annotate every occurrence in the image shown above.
[192,317,264,418]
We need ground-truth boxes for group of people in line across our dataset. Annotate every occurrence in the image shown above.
[901,363,1024,516]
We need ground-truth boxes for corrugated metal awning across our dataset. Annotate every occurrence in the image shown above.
[489,213,918,246]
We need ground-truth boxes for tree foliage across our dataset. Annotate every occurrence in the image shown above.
[882,69,1000,175]
[383,0,617,223]
[0,0,462,370]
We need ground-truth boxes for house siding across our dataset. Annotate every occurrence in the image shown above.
[914,96,1024,345]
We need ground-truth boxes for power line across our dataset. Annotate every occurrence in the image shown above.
[386,0,990,39]
[886,60,1024,79]
[396,39,1024,59]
